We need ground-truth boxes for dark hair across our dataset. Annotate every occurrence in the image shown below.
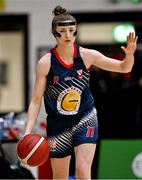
[52,6,76,35]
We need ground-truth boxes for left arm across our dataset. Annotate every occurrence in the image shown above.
[81,32,138,73]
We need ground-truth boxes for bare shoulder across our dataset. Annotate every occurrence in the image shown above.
[37,53,51,76]
[38,53,51,66]
[80,46,100,57]
[79,46,101,68]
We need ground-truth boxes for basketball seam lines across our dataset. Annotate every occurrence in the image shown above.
[22,137,45,163]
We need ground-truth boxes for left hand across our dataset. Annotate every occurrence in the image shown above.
[121,32,138,56]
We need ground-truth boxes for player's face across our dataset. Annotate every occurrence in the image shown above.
[56,25,77,46]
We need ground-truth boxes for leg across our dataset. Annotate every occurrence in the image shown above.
[75,143,96,180]
[50,155,71,179]
[47,116,74,179]
[73,108,98,179]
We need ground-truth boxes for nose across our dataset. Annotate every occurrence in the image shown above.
[65,30,71,38]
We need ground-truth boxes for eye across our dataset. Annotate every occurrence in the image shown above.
[60,30,65,33]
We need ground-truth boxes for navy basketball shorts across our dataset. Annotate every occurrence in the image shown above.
[47,107,98,158]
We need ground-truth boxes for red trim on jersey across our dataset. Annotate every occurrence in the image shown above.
[54,45,77,69]
[73,44,77,58]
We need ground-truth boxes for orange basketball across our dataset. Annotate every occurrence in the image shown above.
[16,134,49,167]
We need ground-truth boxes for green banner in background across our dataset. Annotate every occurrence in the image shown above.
[97,139,142,179]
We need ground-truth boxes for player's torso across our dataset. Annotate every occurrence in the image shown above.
[44,45,94,116]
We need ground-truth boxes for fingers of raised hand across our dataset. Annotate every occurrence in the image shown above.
[135,35,138,43]
[127,32,138,43]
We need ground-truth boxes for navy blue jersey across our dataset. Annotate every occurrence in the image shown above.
[44,45,94,116]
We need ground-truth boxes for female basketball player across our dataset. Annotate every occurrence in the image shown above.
[24,5,138,179]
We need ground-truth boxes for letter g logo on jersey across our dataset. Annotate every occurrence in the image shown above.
[62,90,80,111]
[57,87,82,115]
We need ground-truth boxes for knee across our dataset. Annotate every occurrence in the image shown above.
[75,161,91,178]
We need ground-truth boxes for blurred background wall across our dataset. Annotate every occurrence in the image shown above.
[2,0,142,100]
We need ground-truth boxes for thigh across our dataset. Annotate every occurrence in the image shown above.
[75,143,96,166]
[47,116,74,158]
[74,143,96,179]
[50,156,71,179]
[47,132,74,158]
[73,107,98,147]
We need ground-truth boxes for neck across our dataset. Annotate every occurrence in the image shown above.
[56,45,74,61]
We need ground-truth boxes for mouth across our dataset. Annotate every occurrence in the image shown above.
[65,40,71,43]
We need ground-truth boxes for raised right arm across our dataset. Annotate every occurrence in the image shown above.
[24,53,51,135]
